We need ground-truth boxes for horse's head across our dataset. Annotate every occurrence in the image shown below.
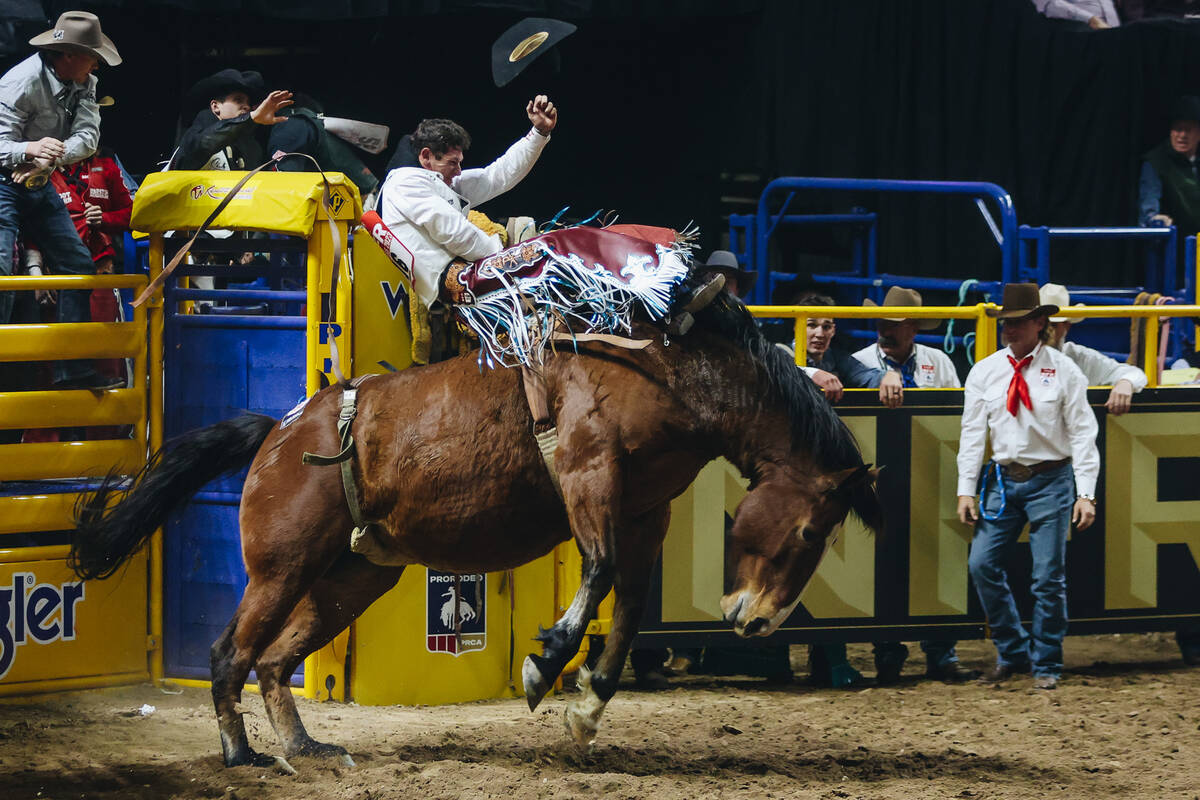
[720,462,882,637]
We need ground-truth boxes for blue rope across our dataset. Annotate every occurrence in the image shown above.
[945,279,984,365]
[978,461,1006,521]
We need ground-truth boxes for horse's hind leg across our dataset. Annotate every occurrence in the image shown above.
[254,552,404,763]
[565,503,670,746]
[210,575,315,768]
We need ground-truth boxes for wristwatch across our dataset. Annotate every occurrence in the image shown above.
[1077,494,1096,504]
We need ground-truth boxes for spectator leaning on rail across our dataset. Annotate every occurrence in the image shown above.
[1039,283,1146,415]
[1139,95,1200,238]
[850,286,978,685]
[780,292,905,407]
[0,10,123,390]
[957,283,1100,691]
[170,69,293,170]
[1039,283,1200,666]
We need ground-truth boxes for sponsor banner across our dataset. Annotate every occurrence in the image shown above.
[0,554,148,687]
[426,570,486,656]
[637,388,1200,646]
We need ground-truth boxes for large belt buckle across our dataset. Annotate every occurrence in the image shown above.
[1004,462,1033,482]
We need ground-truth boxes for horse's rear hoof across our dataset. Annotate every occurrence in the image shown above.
[522,654,552,711]
[564,703,599,748]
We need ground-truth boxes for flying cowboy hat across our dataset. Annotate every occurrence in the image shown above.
[491,17,577,87]
[864,286,940,329]
[29,10,121,67]
[1039,283,1087,323]
[695,250,757,298]
[987,282,1059,319]
[188,69,266,105]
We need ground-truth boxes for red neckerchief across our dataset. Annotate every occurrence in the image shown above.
[1006,351,1034,416]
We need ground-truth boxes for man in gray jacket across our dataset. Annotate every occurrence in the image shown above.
[0,11,122,389]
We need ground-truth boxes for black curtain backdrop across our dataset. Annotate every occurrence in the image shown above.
[764,0,1200,291]
[10,0,1200,288]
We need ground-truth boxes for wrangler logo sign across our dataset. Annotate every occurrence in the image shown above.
[0,572,85,681]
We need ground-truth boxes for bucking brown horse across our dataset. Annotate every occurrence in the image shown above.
[69,294,883,768]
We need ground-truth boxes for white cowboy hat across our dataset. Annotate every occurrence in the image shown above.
[1039,283,1087,323]
[29,11,121,67]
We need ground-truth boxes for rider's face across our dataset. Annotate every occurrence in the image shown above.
[420,147,464,186]
[806,318,835,357]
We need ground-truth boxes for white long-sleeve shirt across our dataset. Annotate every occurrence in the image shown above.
[1059,340,1148,392]
[378,127,549,307]
[852,342,961,388]
[957,342,1100,498]
[1034,0,1119,25]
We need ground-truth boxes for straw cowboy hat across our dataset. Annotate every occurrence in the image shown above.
[987,282,1059,320]
[491,17,576,87]
[1039,283,1087,323]
[695,250,757,298]
[29,11,121,67]
[864,286,940,329]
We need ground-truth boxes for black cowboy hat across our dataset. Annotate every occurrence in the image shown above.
[987,282,1059,320]
[189,69,266,105]
[864,286,940,330]
[1170,95,1200,126]
[695,250,757,298]
[491,17,576,88]
[30,11,121,67]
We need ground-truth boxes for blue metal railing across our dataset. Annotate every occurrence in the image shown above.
[741,177,1018,305]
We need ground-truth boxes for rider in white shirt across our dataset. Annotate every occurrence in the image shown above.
[377,96,556,309]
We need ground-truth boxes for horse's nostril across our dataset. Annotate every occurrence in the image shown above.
[742,617,768,636]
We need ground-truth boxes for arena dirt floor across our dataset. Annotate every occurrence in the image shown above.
[1,633,1196,800]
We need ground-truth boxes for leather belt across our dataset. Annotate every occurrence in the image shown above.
[999,457,1071,482]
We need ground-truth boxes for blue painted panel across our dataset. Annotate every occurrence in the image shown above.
[163,309,306,682]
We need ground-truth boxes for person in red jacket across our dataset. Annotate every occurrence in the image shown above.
[50,144,132,273]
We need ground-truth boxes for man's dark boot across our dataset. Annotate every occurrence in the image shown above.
[674,273,725,314]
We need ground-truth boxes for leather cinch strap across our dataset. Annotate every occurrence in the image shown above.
[302,387,367,533]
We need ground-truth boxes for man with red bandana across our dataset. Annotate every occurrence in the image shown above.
[956,283,1099,691]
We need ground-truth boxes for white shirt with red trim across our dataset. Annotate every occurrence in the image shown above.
[957,342,1099,498]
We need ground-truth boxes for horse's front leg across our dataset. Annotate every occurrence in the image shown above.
[522,459,620,711]
[564,503,671,746]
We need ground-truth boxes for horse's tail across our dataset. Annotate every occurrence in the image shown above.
[69,413,277,581]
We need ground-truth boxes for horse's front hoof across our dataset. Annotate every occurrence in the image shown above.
[522,654,552,711]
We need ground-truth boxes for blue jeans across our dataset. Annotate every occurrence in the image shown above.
[0,176,98,383]
[968,462,1074,677]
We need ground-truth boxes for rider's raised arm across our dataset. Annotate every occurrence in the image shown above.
[455,126,549,207]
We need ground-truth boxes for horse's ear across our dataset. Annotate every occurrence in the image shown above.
[825,464,872,494]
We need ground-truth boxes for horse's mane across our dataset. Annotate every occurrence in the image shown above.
[692,294,864,472]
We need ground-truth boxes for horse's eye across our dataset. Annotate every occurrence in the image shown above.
[801,526,822,544]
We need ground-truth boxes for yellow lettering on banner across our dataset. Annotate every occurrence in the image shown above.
[1105,412,1200,609]
[799,416,876,618]
[908,415,975,615]
[660,458,745,622]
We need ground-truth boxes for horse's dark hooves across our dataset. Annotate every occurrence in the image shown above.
[523,653,553,711]
[292,739,356,767]
[224,749,286,770]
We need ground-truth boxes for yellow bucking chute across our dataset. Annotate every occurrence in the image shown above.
[131,170,363,236]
